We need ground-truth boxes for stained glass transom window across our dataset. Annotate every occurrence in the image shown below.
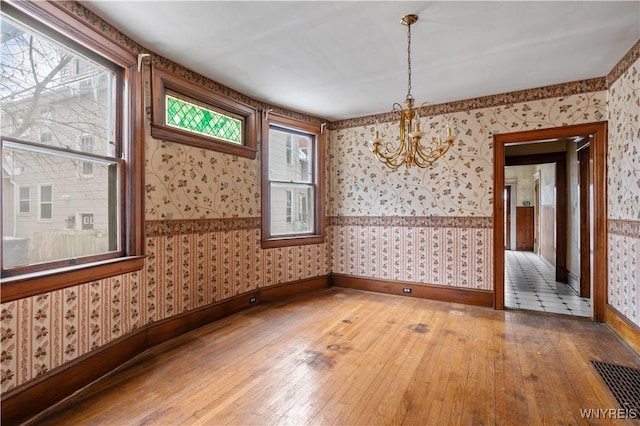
[166,95,242,144]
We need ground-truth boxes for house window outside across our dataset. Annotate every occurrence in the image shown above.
[285,190,292,223]
[261,114,325,248]
[1,5,130,276]
[18,186,30,214]
[40,127,52,143]
[81,213,94,230]
[285,136,292,164]
[38,184,53,221]
[80,135,94,175]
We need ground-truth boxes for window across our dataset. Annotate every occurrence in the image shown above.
[285,191,292,223]
[151,67,257,159]
[18,186,30,214]
[285,136,292,164]
[38,184,53,221]
[81,213,94,230]
[40,127,52,143]
[80,135,94,175]
[1,2,143,291]
[261,114,325,248]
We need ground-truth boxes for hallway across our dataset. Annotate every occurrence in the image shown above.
[505,250,591,317]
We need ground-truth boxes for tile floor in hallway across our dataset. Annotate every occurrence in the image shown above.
[505,250,592,317]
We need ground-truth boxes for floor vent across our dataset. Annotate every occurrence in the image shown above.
[591,360,640,412]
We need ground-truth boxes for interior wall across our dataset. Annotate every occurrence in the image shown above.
[505,165,536,207]
[329,92,606,290]
[0,3,637,399]
[607,52,640,328]
[537,163,556,266]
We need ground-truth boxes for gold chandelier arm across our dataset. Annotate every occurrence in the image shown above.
[413,138,453,168]
[374,150,404,170]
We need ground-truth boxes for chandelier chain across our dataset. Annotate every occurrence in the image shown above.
[367,13,455,170]
[407,21,412,99]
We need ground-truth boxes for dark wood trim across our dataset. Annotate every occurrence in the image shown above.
[5,1,137,67]
[555,158,568,282]
[505,151,566,166]
[494,145,506,311]
[505,186,511,250]
[606,304,640,356]
[493,122,607,322]
[1,276,330,426]
[332,274,493,308]
[150,67,257,159]
[578,145,590,297]
[260,113,326,249]
[1,256,145,303]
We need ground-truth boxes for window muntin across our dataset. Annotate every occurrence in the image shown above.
[262,117,324,247]
[1,7,127,277]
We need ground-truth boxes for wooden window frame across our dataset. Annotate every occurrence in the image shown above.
[150,67,257,159]
[0,1,145,303]
[261,113,325,248]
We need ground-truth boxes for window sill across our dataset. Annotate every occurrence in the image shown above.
[151,124,257,159]
[261,234,325,249]
[1,256,145,302]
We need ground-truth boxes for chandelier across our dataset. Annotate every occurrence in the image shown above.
[369,14,454,170]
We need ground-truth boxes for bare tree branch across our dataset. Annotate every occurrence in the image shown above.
[11,39,72,138]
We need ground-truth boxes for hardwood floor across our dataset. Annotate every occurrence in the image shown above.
[32,288,640,425]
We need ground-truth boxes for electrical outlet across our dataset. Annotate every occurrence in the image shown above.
[403,288,412,293]
[249,297,257,303]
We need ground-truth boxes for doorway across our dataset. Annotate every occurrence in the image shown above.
[493,122,607,322]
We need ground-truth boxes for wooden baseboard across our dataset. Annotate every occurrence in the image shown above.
[332,274,493,308]
[605,304,640,356]
[1,276,330,426]
[147,276,331,346]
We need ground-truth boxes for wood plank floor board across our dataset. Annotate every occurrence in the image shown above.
[31,288,640,426]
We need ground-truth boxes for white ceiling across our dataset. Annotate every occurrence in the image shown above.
[81,1,639,121]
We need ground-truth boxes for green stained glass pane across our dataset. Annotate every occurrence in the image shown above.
[165,95,242,144]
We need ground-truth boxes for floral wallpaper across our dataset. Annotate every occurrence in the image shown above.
[145,139,260,219]
[1,272,144,392]
[608,234,639,326]
[331,222,492,290]
[607,56,640,328]
[607,58,640,221]
[329,92,606,217]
